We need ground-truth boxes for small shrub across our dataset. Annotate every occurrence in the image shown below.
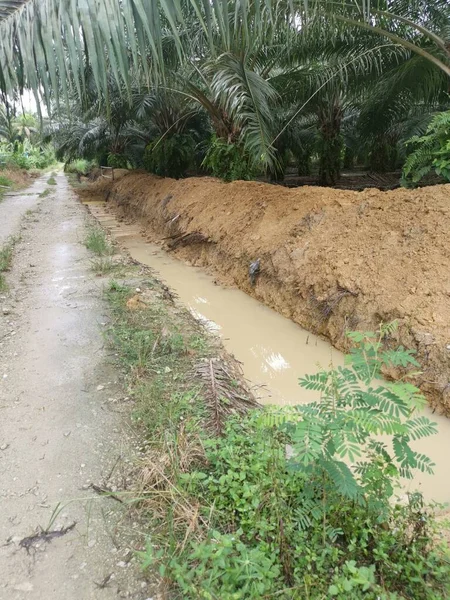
[47,177,57,185]
[144,133,196,179]
[202,136,259,181]
[4,144,56,171]
[401,110,450,186]
[0,175,12,188]
[107,153,128,169]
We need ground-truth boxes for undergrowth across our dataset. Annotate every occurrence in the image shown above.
[0,174,12,203]
[104,279,450,599]
[402,110,450,186]
[0,174,12,188]
[0,236,18,291]
[90,256,122,275]
[47,176,57,185]
[202,136,260,181]
[84,226,113,256]
[65,159,96,176]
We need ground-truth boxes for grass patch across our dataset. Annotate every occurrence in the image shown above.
[84,226,113,256]
[47,177,57,185]
[90,256,123,275]
[0,175,12,203]
[39,188,52,198]
[0,242,14,272]
[0,175,12,188]
[0,236,19,290]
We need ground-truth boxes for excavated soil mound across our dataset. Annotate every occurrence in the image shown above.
[83,171,450,413]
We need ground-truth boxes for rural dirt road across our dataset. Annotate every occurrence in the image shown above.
[0,174,148,599]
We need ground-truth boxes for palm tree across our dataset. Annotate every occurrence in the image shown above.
[2,0,448,184]
[0,1,448,163]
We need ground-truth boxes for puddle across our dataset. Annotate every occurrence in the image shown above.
[88,203,450,506]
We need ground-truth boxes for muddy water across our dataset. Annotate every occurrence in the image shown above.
[88,203,450,506]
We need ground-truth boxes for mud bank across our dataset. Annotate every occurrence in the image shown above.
[80,171,450,413]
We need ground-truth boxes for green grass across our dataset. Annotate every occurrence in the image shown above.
[84,226,113,256]
[90,256,122,275]
[65,159,94,176]
[0,243,14,272]
[104,278,217,439]
[0,175,12,203]
[39,188,51,198]
[47,177,57,185]
[0,237,18,290]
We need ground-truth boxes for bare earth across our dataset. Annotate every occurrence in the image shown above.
[0,174,148,599]
[86,171,450,413]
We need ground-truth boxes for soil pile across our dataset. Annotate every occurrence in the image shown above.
[82,171,450,413]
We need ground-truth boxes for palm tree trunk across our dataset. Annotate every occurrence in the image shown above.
[317,101,343,186]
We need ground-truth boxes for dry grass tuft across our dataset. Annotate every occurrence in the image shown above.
[136,425,209,547]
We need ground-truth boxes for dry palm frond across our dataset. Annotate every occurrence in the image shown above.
[193,357,259,434]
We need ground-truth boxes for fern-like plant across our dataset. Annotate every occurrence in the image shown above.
[202,135,260,182]
[277,323,438,538]
[401,110,450,187]
[144,133,196,179]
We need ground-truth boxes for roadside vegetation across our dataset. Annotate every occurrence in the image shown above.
[0,235,18,290]
[0,109,56,173]
[2,0,448,596]
[83,225,129,277]
[100,252,450,599]
[84,226,114,257]
[0,173,11,202]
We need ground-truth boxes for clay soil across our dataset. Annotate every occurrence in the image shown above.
[79,171,450,414]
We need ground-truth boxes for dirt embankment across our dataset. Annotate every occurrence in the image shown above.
[81,171,450,413]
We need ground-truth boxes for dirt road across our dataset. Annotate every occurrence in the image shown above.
[0,174,147,599]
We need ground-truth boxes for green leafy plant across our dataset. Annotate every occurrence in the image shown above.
[288,323,436,503]
[163,530,281,599]
[401,111,450,187]
[202,136,259,182]
[47,176,56,185]
[144,324,450,599]
[107,152,128,169]
[144,133,196,179]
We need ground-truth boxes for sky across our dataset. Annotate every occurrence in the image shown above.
[20,89,48,117]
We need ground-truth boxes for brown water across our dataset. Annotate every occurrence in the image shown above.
[88,203,450,506]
